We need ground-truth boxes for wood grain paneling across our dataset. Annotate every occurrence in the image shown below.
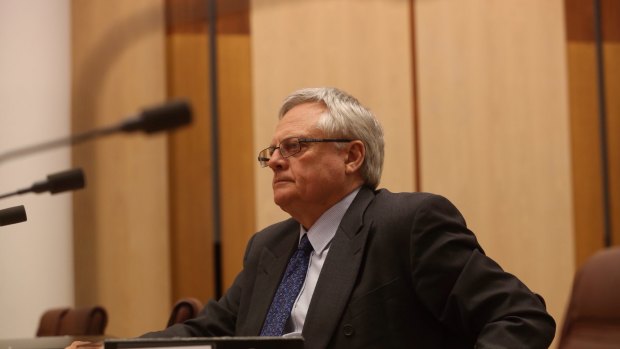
[565,0,620,42]
[565,0,620,266]
[165,0,253,301]
[251,0,415,229]
[604,44,620,249]
[166,32,215,303]
[71,0,171,337]
[601,1,620,41]
[566,43,606,266]
[415,1,573,344]
[216,35,255,289]
[565,0,595,42]
[409,0,421,191]
[166,0,249,34]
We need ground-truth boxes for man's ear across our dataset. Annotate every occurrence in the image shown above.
[345,140,365,174]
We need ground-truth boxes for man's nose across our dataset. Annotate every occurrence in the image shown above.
[268,148,286,169]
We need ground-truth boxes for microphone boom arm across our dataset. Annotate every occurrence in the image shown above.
[0,100,192,165]
[0,125,118,165]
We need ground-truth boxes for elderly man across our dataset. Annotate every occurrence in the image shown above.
[73,87,556,348]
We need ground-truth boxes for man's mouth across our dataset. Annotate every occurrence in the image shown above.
[273,178,293,185]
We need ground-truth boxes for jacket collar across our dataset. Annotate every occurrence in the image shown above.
[302,186,376,348]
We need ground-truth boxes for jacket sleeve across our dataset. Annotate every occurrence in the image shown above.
[410,194,556,348]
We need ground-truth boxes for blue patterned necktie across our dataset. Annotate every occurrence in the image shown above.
[260,234,313,336]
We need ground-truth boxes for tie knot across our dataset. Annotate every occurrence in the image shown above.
[298,234,313,253]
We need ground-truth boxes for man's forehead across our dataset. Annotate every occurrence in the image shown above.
[271,105,325,142]
[270,127,321,145]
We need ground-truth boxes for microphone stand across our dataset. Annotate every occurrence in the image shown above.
[0,168,85,200]
[0,100,192,165]
[0,127,117,165]
[0,100,190,229]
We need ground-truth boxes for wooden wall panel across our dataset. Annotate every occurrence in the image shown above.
[250,0,415,230]
[165,0,253,299]
[565,0,620,266]
[216,34,255,289]
[415,1,573,344]
[166,32,215,303]
[605,45,620,249]
[71,0,171,337]
[566,42,606,266]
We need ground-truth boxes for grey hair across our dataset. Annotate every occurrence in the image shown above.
[279,87,384,189]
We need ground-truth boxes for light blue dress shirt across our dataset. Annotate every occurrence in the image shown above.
[283,187,361,336]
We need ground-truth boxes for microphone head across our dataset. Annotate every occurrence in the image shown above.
[46,168,86,194]
[121,100,193,134]
[0,205,27,227]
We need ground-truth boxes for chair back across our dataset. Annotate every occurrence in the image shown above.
[559,247,620,349]
[36,307,70,336]
[58,306,108,336]
[36,306,108,336]
[166,298,203,327]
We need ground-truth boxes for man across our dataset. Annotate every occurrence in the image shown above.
[73,87,556,348]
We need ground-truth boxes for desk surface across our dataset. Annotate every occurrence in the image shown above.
[106,337,303,349]
[0,336,105,349]
[0,337,304,349]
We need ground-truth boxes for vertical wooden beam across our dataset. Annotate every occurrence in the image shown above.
[166,0,216,303]
[565,0,620,266]
[409,0,421,192]
[165,0,254,301]
[214,0,255,290]
[600,0,620,253]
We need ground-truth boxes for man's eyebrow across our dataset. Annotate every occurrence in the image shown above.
[271,135,302,146]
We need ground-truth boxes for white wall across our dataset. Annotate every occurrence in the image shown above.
[0,0,73,337]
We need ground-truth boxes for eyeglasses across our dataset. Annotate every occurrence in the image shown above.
[257,137,353,167]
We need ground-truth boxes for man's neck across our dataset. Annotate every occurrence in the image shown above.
[289,185,362,229]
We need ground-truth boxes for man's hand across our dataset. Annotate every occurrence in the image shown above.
[65,341,103,349]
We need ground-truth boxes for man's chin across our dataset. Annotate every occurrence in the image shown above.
[273,190,295,209]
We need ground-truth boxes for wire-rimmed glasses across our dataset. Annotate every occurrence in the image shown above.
[257,137,353,167]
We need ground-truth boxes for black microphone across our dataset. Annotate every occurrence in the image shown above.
[0,168,85,200]
[119,100,192,134]
[0,205,27,227]
[0,100,193,164]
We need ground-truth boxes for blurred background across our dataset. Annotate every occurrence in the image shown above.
[0,0,618,348]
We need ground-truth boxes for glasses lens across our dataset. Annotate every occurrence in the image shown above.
[257,138,303,167]
[279,138,300,157]
[258,148,272,167]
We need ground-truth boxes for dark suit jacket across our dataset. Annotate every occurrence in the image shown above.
[144,187,555,348]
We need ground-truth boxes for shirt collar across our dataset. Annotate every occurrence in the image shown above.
[300,187,361,253]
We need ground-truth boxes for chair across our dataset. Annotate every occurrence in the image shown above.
[166,297,204,327]
[558,247,620,349]
[36,307,70,336]
[36,306,108,336]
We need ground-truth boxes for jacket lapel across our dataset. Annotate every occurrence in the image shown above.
[302,187,375,348]
[244,220,299,335]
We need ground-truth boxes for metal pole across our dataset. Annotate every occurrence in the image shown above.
[593,0,612,247]
[207,0,223,297]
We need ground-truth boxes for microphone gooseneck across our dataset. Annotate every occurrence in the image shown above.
[0,100,193,165]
